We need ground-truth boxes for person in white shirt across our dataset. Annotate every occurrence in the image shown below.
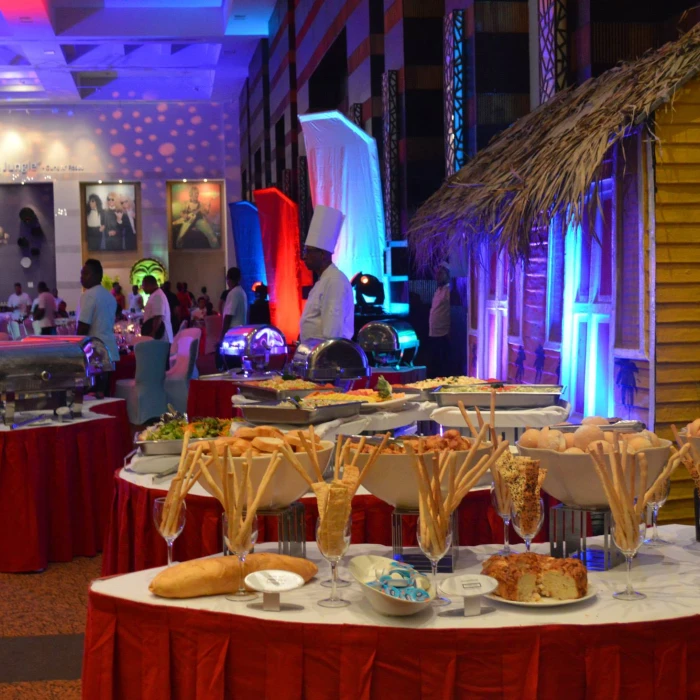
[8,283,32,316]
[222,267,248,333]
[77,259,119,396]
[191,296,208,324]
[142,275,173,343]
[51,288,64,308]
[299,205,354,342]
[427,262,451,378]
[34,281,57,335]
[128,284,144,313]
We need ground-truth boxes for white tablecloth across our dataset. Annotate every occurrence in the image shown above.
[431,402,570,430]
[91,524,700,629]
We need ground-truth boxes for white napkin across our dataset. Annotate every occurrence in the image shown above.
[231,394,262,406]
[127,453,180,475]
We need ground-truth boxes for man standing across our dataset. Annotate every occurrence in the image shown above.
[221,267,248,334]
[8,283,31,316]
[300,205,354,342]
[128,284,143,312]
[34,281,57,335]
[428,262,451,378]
[142,275,173,343]
[77,259,119,395]
[161,280,179,336]
[112,282,126,314]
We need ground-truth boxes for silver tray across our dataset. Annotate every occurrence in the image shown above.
[555,420,645,433]
[240,401,363,426]
[399,387,439,402]
[436,386,562,409]
[236,383,336,402]
[134,433,210,456]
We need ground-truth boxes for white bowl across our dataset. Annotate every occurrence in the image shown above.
[678,429,700,455]
[353,444,493,509]
[197,440,333,509]
[517,439,672,509]
[348,554,435,616]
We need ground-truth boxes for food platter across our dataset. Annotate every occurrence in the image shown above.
[436,384,563,409]
[398,387,439,402]
[235,383,336,402]
[134,434,210,456]
[484,584,597,607]
[134,417,233,456]
[359,396,409,413]
[239,401,363,425]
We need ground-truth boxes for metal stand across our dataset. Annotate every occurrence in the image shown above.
[549,504,624,570]
[391,508,459,573]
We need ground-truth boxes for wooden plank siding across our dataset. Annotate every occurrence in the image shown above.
[654,76,700,522]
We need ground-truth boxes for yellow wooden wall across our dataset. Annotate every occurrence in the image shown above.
[654,76,700,523]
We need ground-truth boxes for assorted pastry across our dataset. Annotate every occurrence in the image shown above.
[191,425,322,457]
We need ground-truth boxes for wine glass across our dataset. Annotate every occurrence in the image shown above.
[152,497,186,567]
[316,517,351,608]
[612,518,647,601]
[224,514,259,602]
[490,484,512,555]
[644,479,671,546]
[416,516,453,607]
[511,498,544,552]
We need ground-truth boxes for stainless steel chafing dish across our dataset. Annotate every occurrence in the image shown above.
[0,340,89,424]
[357,319,419,368]
[220,324,287,373]
[20,336,115,376]
[290,338,370,385]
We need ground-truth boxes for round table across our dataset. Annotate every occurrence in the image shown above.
[101,467,552,576]
[85,525,700,699]
[0,398,130,572]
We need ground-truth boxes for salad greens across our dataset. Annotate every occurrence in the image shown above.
[376,375,393,400]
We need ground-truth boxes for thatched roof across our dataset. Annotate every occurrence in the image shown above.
[408,22,700,268]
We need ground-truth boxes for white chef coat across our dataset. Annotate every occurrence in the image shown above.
[223,285,248,331]
[429,284,451,337]
[78,284,119,361]
[8,292,31,314]
[300,263,354,342]
[143,288,173,343]
[36,291,56,329]
[127,292,143,312]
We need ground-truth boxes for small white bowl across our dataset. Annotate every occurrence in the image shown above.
[439,574,498,616]
[348,554,435,616]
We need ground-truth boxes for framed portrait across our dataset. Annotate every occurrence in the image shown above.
[80,182,141,255]
[167,180,224,250]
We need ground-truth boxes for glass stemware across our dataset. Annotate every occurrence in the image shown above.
[511,498,544,553]
[152,497,186,567]
[612,518,647,601]
[316,517,351,608]
[490,484,512,555]
[416,516,453,607]
[644,478,671,546]
[224,514,259,602]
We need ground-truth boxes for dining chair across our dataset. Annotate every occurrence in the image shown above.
[7,321,22,340]
[164,334,200,413]
[203,315,222,354]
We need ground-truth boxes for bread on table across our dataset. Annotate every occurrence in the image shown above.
[149,553,318,599]
[482,552,587,602]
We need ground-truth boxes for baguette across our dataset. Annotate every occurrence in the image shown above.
[149,553,318,599]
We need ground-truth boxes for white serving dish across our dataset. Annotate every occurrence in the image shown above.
[485,583,597,607]
[352,444,493,509]
[517,440,672,509]
[348,554,435,616]
[197,440,333,509]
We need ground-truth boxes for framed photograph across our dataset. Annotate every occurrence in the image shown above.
[80,182,141,254]
[167,180,223,250]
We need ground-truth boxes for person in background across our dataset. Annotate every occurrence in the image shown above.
[52,288,64,308]
[200,286,210,303]
[249,283,271,325]
[427,262,451,378]
[142,275,173,343]
[56,300,69,319]
[205,301,216,316]
[8,282,31,316]
[112,282,126,316]
[34,281,57,335]
[191,296,208,324]
[77,259,118,396]
[184,282,195,306]
[128,284,143,313]
[176,282,191,325]
[161,280,179,336]
[222,267,247,334]
[218,286,228,315]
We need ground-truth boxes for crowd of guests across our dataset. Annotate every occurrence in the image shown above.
[6,282,70,335]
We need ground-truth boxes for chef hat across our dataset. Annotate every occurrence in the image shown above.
[305,205,345,253]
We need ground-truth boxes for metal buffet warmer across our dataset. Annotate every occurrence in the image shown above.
[290,337,370,388]
[0,336,114,424]
[219,324,287,373]
[357,319,419,368]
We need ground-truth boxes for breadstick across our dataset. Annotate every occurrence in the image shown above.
[299,432,323,482]
[334,435,344,481]
[354,432,390,492]
[241,452,282,533]
[457,400,478,438]
[350,437,367,468]
[474,406,484,429]
[280,445,315,487]
[490,390,498,449]
[197,459,225,505]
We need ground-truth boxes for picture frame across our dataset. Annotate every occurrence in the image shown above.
[80,182,142,259]
[167,180,224,250]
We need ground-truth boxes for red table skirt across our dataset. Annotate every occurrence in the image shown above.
[187,379,238,418]
[101,472,551,576]
[90,398,133,453]
[0,408,128,573]
[83,591,700,700]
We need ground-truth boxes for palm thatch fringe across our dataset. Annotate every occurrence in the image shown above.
[407,22,700,270]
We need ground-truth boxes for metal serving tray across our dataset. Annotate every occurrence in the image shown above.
[555,420,645,433]
[134,433,210,456]
[240,401,363,426]
[399,387,439,402]
[235,384,336,402]
[436,385,563,409]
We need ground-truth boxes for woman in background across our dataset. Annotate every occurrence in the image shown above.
[86,194,105,251]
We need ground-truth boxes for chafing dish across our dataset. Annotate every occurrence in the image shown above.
[357,320,419,368]
[240,401,363,426]
[435,384,563,409]
[0,340,88,424]
[290,338,370,384]
[220,324,287,373]
[20,336,115,376]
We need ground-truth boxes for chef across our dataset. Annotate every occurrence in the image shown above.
[300,204,354,342]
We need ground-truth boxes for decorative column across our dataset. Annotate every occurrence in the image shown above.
[381,70,399,242]
[443,9,466,176]
[538,0,568,103]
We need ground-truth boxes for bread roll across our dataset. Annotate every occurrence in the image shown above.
[519,429,540,448]
[538,428,566,452]
[587,439,612,454]
[627,436,652,454]
[564,432,576,449]
[252,436,285,453]
[573,425,604,451]
[582,416,608,426]
[564,447,585,454]
[149,553,318,599]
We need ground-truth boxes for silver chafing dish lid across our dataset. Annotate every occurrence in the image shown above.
[290,337,370,380]
[20,336,115,374]
[357,319,419,353]
[220,324,287,357]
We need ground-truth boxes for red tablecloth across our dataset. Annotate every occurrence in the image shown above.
[82,591,700,700]
[0,403,130,572]
[89,398,133,452]
[101,472,551,576]
[186,379,238,418]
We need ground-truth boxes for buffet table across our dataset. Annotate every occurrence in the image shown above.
[187,377,240,418]
[101,466,551,576]
[85,525,700,700]
[0,398,130,572]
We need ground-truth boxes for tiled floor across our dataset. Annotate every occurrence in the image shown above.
[0,555,101,698]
